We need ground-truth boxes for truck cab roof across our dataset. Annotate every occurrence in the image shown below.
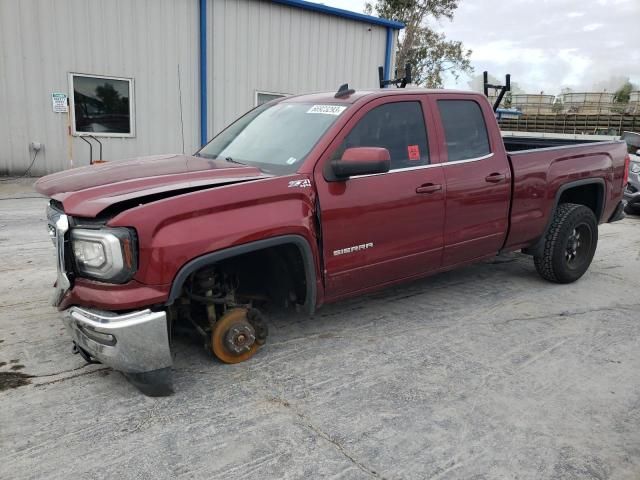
[281,88,481,105]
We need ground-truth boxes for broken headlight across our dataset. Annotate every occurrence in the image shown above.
[71,228,137,283]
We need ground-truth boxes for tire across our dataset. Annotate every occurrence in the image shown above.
[624,202,640,216]
[534,203,598,283]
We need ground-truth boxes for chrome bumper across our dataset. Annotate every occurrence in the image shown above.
[47,205,71,306]
[62,307,173,374]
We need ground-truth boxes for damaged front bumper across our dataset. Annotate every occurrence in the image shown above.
[47,203,173,395]
[62,306,174,396]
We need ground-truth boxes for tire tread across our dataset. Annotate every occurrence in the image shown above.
[534,203,597,283]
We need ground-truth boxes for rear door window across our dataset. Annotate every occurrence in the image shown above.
[437,100,491,162]
[334,101,429,170]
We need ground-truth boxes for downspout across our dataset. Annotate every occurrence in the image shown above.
[383,27,393,87]
[199,0,207,146]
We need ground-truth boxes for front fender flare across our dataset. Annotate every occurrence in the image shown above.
[165,234,317,314]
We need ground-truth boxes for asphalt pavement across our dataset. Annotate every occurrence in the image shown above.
[1,179,639,479]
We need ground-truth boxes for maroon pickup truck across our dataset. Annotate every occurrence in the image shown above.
[36,88,630,395]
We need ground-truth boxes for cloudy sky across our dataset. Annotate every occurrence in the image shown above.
[323,0,640,94]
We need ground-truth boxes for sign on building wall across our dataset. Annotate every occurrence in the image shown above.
[51,93,68,113]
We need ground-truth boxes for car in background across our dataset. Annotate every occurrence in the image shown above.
[622,132,640,215]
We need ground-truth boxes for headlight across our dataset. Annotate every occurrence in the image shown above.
[71,228,137,283]
[631,163,640,174]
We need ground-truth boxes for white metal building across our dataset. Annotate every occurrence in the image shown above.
[0,0,402,176]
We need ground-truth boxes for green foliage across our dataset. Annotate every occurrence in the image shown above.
[552,98,564,113]
[613,81,634,104]
[95,83,128,114]
[504,91,512,108]
[365,0,472,88]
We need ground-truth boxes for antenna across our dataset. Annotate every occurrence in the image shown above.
[335,83,355,98]
[178,64,185,153]
[378,63,412,88]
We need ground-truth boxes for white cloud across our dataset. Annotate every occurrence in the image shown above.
[557,49,593,86]
[582,23,604,31]
[437,0,639,93]
[322,0,640,94]
[470,41,546,66]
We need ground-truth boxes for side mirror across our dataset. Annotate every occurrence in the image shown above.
[329,147,391,180]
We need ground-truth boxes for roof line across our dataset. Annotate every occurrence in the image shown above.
[270,0,404,29]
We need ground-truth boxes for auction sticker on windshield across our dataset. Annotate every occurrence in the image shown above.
[307,105,347,115]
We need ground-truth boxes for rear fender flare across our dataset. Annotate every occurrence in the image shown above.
[523,178,605,257]
[166,235,317,314]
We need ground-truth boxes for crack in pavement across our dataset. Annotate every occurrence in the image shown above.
[31,363,104,378]
[494,303,640,326]
[33,366,110,387]
[266,396,385,479]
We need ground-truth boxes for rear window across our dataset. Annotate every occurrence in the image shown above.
[437,100,491,162]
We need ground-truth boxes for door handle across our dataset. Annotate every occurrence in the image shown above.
[416,183,442,194]
[485,173,506,183]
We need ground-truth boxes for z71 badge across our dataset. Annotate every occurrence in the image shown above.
[288,179,312,188]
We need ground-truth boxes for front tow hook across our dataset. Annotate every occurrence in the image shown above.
[72,341,101,365]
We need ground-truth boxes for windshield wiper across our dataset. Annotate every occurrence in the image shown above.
[223,157,246,166]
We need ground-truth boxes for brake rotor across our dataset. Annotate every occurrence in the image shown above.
[211,308,260,364]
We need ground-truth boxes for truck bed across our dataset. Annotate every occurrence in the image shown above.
[503,139,628,252]
[503,133,619,152]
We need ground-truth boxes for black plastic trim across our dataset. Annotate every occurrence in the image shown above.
[608,201,625,222]
[523,178,606,257]
[166,235,317,314]
[124,368,174,397]
[325,158,390,181]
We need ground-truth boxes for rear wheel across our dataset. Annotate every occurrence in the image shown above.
[534,203,598,283]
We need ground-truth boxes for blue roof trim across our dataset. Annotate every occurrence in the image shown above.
[271,0,404,29]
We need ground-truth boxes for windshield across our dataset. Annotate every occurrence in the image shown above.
[197,102,348,174]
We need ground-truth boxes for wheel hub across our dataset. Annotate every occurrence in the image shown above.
[210,308,263,364]
[224,323,256,354]
[565,228,582,262]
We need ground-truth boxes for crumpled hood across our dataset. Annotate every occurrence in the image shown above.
[35,154,270,217]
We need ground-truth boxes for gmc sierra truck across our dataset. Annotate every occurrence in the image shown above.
[35,88,630,395]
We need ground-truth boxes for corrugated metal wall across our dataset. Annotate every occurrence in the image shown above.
[0,0,393,175]
[0,0,199,175]
[207,0,390,137]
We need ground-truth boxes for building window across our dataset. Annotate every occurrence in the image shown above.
[255,91,288,106]
[437,100,491,162]
[69,73,135,137]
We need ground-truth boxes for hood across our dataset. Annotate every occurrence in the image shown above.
[35,154,270,217]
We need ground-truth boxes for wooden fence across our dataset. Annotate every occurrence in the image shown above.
[498,114,640,136]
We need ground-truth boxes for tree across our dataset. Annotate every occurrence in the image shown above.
[552,97,564,113]
[95,83,127,114]
[365,0,472,88]
[614,81,634,104]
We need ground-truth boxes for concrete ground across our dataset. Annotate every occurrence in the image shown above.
[1,178,639,480]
